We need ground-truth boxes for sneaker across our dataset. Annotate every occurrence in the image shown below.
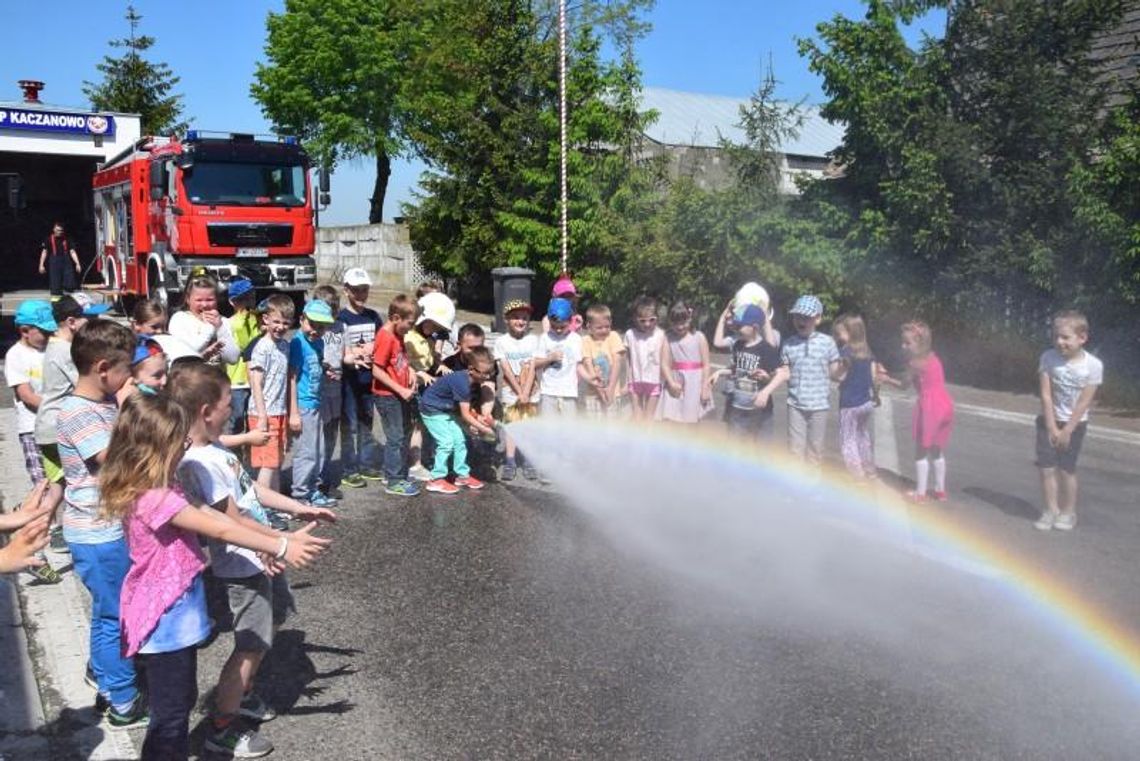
[1053,512,1077,531]
[384,479,422,497]
[523,466,538,481]
[322,486,345,501]
[239,692,278,723]
[1034,511,1058,531]
[94,693,110,717]
[455,475,485,491]
[408,463,433,482]
[342,472,367,489]
[266,509,290,531]
[205,723,274,758]
[932,490,949,502]
[49,526,69,554]
[306,491,337,508]
[106,693,149,730]
[425,478,460,495]
[25,560,62,584]
[904,491,928,504]
[501,462,517,481]
[359,467,385,482]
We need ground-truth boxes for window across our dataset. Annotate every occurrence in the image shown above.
[183,162,306,207]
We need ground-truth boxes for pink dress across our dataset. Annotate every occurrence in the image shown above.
[659,332,715,423]
[912,353,954,449]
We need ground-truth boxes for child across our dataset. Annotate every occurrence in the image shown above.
[534,298,585,417]
[290,300,338,506]
[540,274,583,334]
[580,304,628,419]
[495,299,540,480]
[0,482,52,573]
[406,292,456,481]
[312,285,345,500]
[224,278,260,438]
[371,295,422,497]
[756,295,841,470]
[833,314,879,482]
[659,302,714,424]
[338,268,384,487]
[883,320,955,502]
[711,303,780,441]
[131,338,169,395]
[130,298,198,363]
[54,319,147,728]
[419,347,497,495]
[169,360,335,758]
[102,391,330,760]
[1033,310,1102,531]
[248,294,294,492]
[624,296,666,422]
[168,271,239,365]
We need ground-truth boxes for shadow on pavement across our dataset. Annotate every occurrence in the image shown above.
[962,485,1038,520]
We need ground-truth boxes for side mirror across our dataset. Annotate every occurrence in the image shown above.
[319,167,331,193]
[319,192,331,207]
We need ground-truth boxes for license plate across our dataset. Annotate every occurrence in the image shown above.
[236,247,268,258]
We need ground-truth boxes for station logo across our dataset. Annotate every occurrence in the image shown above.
[86,116,110,135]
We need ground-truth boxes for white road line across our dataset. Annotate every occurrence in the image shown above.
[949,402,1140,447]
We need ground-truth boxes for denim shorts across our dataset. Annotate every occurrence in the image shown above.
[1034,415,1087,474]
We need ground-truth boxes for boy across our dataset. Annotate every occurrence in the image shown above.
[533,298,585,417]
[248,294,294,492]
[405,292,456,481]
[338,268,384,487]
[171,361,335,758]
[419,346,497,495]
[755,295,841,469]
[443,323,500,477]
[371,295,422,496]
[55,320,146,727]
[223,278,259,440]
[1034,310,1103,532]
[494,300,540,480]
[290,300,337,506]
[6,300,61,582]
[312,285,345,500]
[580,303,628,419]
[35,293,110,551]
[711,303,781,441]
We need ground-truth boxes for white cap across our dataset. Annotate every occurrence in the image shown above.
[343,267,372,287]
[416,292,456,331]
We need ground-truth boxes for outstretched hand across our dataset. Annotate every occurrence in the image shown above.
[284,522,333,569]
[0,514,50,573]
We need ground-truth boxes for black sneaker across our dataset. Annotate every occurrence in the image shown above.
[205,722,274,758]
[84,662,98,690]
[239,692,278,722]
[106,693,149,730]
[322,486,345,501]
[25,559,62,584]
[49,526,69,554]
[94,693,110,717]
[501,462,518,481]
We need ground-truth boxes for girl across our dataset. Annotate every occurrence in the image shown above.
[131,338,168,395]
[833,314,880,482]
[540,273,584,334]
[623,296,666,422]
[168,272,239,365]
[133,298,198,364]
[660,302,714,424]
[883,321,955,502]
[102,393,330,760]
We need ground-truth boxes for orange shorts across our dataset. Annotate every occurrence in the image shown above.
[249,414,287,469]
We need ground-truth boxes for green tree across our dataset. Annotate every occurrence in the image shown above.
[83,5,187,136]
[251,0,411,223]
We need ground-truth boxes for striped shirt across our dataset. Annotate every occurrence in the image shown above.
[780,332,840,412]
[56,395,122,544]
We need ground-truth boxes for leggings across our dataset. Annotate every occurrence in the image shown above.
[839,401,876,479]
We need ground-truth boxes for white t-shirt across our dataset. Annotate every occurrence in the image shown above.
[494,332,541,405]
[5,342,45,434]
[1039,348,1103,423]
[168,311,239,364]
[535,331,583,398]
[177,443,269,578]
[624,327,665,385]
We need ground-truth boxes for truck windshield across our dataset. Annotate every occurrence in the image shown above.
[183,162,307,207]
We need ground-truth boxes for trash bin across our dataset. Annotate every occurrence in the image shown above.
[491,267,536,333]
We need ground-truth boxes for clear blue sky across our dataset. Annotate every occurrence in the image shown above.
[0,1,942,225]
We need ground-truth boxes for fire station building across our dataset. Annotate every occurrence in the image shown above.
[0,81,140,291]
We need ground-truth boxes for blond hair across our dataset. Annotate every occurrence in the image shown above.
[901,320,933,356]
[100,393,191,522]
[835,313,871,360]
[1053,309,1089,337]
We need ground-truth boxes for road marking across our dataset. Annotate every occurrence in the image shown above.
[949,402,1140,447]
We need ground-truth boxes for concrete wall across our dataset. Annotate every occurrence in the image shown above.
[315,223,423,290]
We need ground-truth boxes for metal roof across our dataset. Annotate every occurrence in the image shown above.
[638,86,845,159]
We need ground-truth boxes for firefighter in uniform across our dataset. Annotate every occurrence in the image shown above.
[38,223,82,298]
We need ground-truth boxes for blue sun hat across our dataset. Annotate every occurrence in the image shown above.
[547,297,574,322]
[15,300,58,332]
[789,295,823,318]
[737,304,766,327]
[303,300,335,324]
[227,278,254,300]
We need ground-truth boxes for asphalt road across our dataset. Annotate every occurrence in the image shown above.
[180,394,1140,761]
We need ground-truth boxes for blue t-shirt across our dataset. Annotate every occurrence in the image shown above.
[138,575,211,654]
[838,347,874,409]
[289,333,324,412]
[419,370,472,415]
[338,307,383,387]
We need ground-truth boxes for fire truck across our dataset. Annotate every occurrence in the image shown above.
[92,130,326,309]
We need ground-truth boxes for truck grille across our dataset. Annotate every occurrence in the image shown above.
[206,223,293,248]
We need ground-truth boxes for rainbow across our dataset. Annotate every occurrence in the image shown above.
[511,416,1140,697]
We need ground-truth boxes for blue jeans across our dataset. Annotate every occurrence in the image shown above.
[376,394,412,482]
[140,646,197,760]
[421,412,470,479]
[228,387,250,436]
[69,537,139,707]
[340,378,377,475]
[291,408,324,498]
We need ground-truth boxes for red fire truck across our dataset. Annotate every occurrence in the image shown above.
[92,130,325,309]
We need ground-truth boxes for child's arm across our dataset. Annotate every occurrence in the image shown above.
[215,320,240,365]
[13,383,42,413]
[753,364,790,409]
[171,505,330,569]
[249,367,269,431]
[287,366,302,433]
[254,484,337,523]
[606,348,625,404]
[458,400,493,433]
[532,351,563,370]
[661,340,682,397]
[761,319,778,349]
[220,429,271,449]
[713,302,733,350]
[0,481,51,531]
[698,332,712,403]
[0,513,50,573]
[1057,384,1099,449]
[500,358,524,400]
[1038,369,1059,440]
[372,360,414,402]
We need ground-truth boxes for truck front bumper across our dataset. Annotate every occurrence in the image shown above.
[173,257,317,293]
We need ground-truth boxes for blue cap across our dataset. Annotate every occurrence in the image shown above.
[70,292,111,316]
[133,338,165,366]
[738,304,766,327]
[15,300,57,332]
[547,298,574,322]
[303,300,335,324]
[789,295,823,318]
[228,278,254,300]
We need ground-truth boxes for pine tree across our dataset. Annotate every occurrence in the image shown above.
[83,5,188,136]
